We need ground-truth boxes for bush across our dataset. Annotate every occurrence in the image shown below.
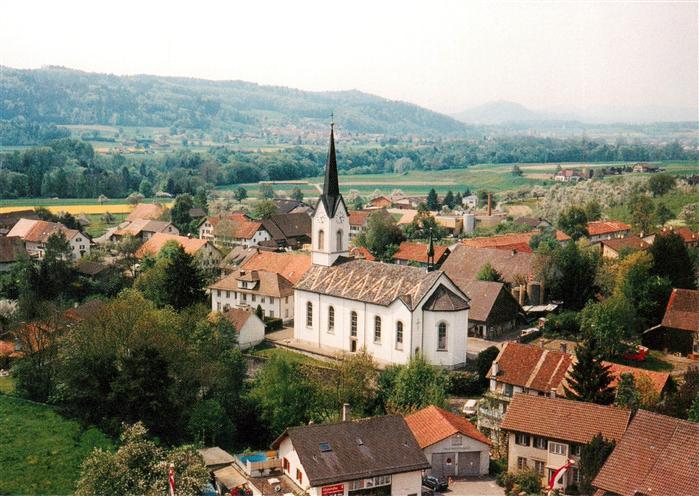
[519,329,542,343]
[542,311,580,338]
[446,370,482,396]
[490,457,507,477]
[264,317,283,332]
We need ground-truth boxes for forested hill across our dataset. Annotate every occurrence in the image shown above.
[0,66,466,137]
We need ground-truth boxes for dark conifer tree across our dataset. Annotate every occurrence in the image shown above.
[564,339,615,405]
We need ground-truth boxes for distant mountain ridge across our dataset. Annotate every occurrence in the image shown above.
[0,66,467,137]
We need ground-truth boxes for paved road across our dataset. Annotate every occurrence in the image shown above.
[440,478,505,496]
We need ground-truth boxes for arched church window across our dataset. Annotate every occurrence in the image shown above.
[328,306,335,333]
[317,230,325,250]
[437,322,447,351]
[396,321,403,349]
[336,230,343,251]
[374,316,382,343]
[350,311,357,337]
[306,301,313,327]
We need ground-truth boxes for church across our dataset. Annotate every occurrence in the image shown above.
[293,124,470,368]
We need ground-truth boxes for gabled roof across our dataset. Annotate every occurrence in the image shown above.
[213,217,264,240]
[126,203,165,222]
[349,210,371,227]
[489,342,573,395]
[657,226,699,244]
[261,213,311,243]
[600,236,649,253]
[587,220,631,236]
[442,245,540,287]
[295,258,443,310]
[393,242,449,264]
[219,246,259,271]
[241,251,311,285]
[272,198,310,214]
[405,405,491,448]
[75,260,110,276]
[462,280,523,324]
[271,415,429,487]
[136,233,215,258]
[603,362,669,395]
[422,285,469,311]
[661,288,699,332]
[65,299,107,322]
[593,410,699,496]
[209,270,294,298]
[7,218,82,243]
[460,230,570,250]
[114,219,175,236]
[218,308,257,331]
[501,394,631,444]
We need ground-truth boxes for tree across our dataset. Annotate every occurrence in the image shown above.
[476,346,500,388]
[557,206,589,240]
[511,165,523,177]
[193,187,208,214]
[615,372,640,411]
[139,179,153,197]
[76,423,208,496]
[259,183,275,199]
[426,188,439,211]
[578,434,616,494]
[662,367,699,419]
[356,211,404,261]
[636,374,661,410]
[688,392,699,422]
[564,340,615,405]
[186,399,231,445]
[387,355,448,413]
[580,295,636,359]
[442,190,455,209]
[233,186,248,202]
[249,354,320,437]
[628,193,655,233]
[649,232,696,289]
[538,242,600,310]
[654,202,673,225]
[476,262,504,283]
[331,351,379,418]
[126,192,144,205]
[290,187,304,202]
[584,200,602,222]
[648,173,676,196]
[171,193,194,232]
[251,199,278,219]
[351,195,365,210]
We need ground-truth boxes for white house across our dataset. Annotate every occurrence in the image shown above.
[293,125,470,368]
[271,414,429,496]
[217,308,265,349]
[405,405,492,478]
[209,269,295,321]
[7,218,90,260]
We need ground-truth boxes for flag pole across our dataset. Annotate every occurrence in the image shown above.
[168,463,175,496]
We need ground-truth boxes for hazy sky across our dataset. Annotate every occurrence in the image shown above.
[1,0,697,115]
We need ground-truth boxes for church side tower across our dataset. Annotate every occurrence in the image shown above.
[312,122,349,266]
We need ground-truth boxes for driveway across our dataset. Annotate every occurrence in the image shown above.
[441,478,505,496]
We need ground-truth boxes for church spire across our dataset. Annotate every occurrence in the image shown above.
[427,228,435,271]
[320,117,341,216]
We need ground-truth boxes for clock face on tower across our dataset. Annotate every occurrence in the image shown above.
[337,213,345,223]
[317,214,325,224]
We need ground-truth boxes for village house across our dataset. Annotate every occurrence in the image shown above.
[348,210,371,240]
[553,169,585,182]
[261,212,312,250]
[272,198,313,214]
[201,214,271,249]
[294,126,470,368]
[367,195,393,209]
[136,233,222,269]
[392,242,450,268]
[209,269,295,321]
[7,218,90,260]
[434,215,464,236]
[404,405,491,478]
[644,226,699,248]
[219,246,260,274]
[271,414,429,496]
[596,235,649,259]
[631,163,659,173]
[643,288,699,357]
[217,307,265,349]
[460,230,570,253]
[513,217,552,230]
[592,410,699,496]
[462,280,525,339]
[0,209,39,236]
[586,220,631,243]
[110,219,179,242]
[125,202,166,222]
[501,394,631,492]
[241,250,312,286]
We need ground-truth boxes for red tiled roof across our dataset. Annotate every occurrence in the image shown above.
[587,220,631,236]
[214,217,263,240]
[442,245,540,287]
[661,288,699,332]
[658,226,699,244]
[489,342,573,395]
[592,410,699,496]
[501,394,631,444]
[218,308,253,331]
[405,405,491,448]
[600,236,649,253]
[241,251,311,285]
[603,362,669,395]
[350,246,376,261]
[209,270,294,298]
[136,233,213,258]
[461,230,570,250]
[393,242,449,264]
[349,210,371,227]
[7,218,81,243]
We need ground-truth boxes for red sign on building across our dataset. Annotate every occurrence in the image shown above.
[321,484,344,496]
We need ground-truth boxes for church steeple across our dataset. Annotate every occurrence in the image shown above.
[320,120,341,216]
[427,228,435,271]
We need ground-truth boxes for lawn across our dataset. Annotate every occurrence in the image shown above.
[605,189,699,225]
[83,212,128,238]
[249,343,332,368]
[0,375,15,395]
[0,395,113,495]
[614,350,674,373]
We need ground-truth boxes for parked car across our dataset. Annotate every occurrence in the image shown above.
[422,476,448,492]
[462,399,478,417]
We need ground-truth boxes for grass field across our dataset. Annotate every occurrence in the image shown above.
[0,395,113,495]
[0,375,15,395]
[249,343,332,368]
[605,189,699,224]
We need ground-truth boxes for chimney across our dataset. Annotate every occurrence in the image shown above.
[540,340,545,349]
[560,343,567,354]
[491,361,499,377]
[518,284,526,306]
[550,389,556,398]
[511,248,517,256]
[342,403,351,422]
[487,192,492,217]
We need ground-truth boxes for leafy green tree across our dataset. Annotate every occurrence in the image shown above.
[250,354,320,437]
[426,188,439,211]
[442,190,455,209]
[578,434,616,494]
[186,399,231,445]
[628,193,655,233]
[539,242,600,310]
[38,231,78,300]
[251,199,278,219]
[76,422,208,496]
[139,179,153,197]
[356,210,404,261]
[529,228,559,251]
[193,187,208,214]
[662,367,699,419]
[476,262,504,283]
[557,206,589,240]
[564,339,615,405]
[233,186,248,202]
[171,193,194,232]
[648,173,676,196]
[654,202,673,225]
[291,187,304,202]
[688,392,699,422]
[580,295,636,359]
[387,355,448,413]
[615,372,640,411]
[351,195,365,210]
[584,200,603,222]
[649,232,697,289]
[541,310,580,338]
[511,165,523,177]
[259,183,275,199]
[476,346,500,388]
[331,351,379,418]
